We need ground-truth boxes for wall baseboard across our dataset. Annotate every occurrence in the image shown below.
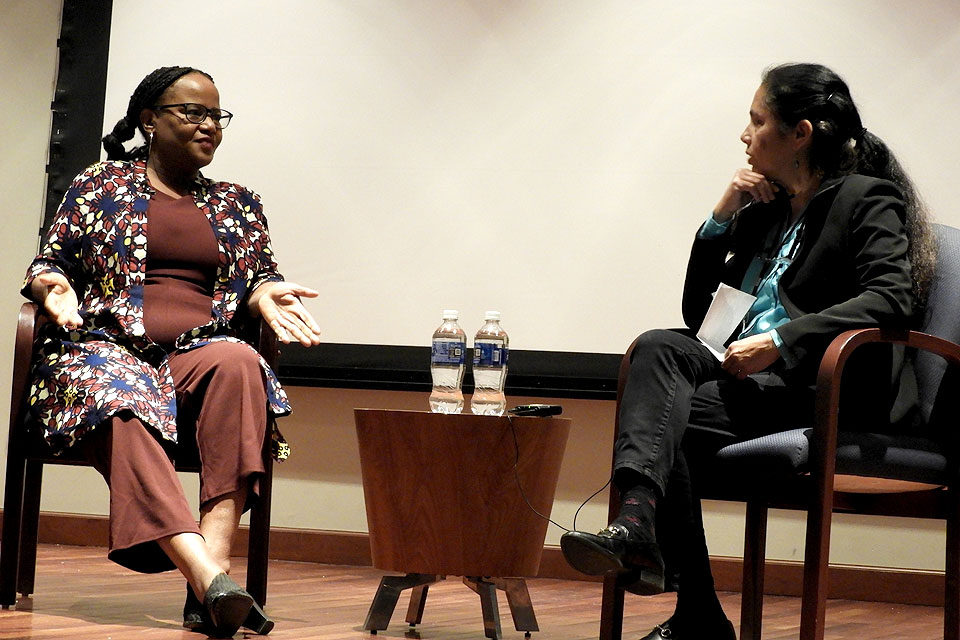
[3,511,945,607]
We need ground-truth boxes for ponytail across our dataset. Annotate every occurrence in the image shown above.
[101,116,142,160]
[762,63,936,310]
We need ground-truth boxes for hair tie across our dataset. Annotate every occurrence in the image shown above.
[110,116,129,138]
[858,127,867,140]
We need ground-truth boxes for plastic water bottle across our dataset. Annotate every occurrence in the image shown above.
[471,311,509,416]
[429,310,466,413]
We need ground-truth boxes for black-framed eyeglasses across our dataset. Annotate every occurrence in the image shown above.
[152,102,233,129]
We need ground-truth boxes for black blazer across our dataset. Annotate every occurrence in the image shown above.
[682,174,917,427]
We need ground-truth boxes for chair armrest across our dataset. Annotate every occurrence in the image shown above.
[9,303,43,436]
[808,327,960,515]
[233,310,279,369]
[813,328,960,463]
[255,317,280,370]
[816,327,960,393]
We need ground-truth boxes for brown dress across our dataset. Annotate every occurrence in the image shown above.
[81,191,268,573]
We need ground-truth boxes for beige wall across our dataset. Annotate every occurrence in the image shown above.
[0,0,62,501]
[0,0,951,573]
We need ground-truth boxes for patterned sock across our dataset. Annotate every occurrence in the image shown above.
[612,480,658,542]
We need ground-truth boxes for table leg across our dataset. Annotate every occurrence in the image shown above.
[405,583,430,625]
[464,577,502,640]
[496,578,539,635]
[363,573,440,632]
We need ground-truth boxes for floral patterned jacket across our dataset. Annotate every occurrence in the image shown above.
[22,160,292,460]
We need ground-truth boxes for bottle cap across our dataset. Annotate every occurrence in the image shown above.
[442,309,459,320]
[484,311,501,321]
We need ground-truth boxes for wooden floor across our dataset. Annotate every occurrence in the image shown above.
[0,544,945,639]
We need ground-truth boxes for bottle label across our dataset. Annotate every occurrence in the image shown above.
[473,343,508,367]
[432,339,466,365]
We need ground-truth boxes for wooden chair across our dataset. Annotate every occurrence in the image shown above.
[1,302,279,608]
[600,224,960,640]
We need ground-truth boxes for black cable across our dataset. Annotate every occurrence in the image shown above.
[571,475,611,533]
[505,414,612,534]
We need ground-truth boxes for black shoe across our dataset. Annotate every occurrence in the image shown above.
[183,584,208,632]
[243,599,275,635]
[640,618,737,640]
[186,581,275,635]
[560,525,665,595]
[203,573,254,638]
[619,567,668,597]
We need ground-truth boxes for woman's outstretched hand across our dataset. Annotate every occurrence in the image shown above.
[712,169,780,223]
[31,272,83,329]
[721,333,781,380]
[250,281,322,346]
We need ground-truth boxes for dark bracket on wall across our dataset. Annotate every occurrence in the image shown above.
[44,0,113,230]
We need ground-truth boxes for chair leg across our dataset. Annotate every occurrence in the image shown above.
[944,488,960,640]
[740,499,768,640]
[799,489,834,640]
[15,460,43,596]
[464,576,502,640]
[599,573,624,640]
[0,444,27,608]
[404,584,429,625]
[246,428,275,608]
[246,461,272,607]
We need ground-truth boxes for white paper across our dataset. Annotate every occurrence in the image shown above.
[696,283,757,360]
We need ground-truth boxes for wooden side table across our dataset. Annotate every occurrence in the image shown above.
[354,409,570,639]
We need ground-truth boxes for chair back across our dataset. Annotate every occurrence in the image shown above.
[914,224,960,432]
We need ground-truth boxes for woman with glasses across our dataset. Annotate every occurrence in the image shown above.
[22,66,321,637]
[559,63,936,639]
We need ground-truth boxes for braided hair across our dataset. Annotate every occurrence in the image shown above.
[761,62,936,310]
[101,66,214,161]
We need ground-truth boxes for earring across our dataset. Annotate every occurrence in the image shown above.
[795,156,800,170]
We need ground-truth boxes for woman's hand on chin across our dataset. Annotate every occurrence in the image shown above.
[712,169,779,222]
[250,281,322,347]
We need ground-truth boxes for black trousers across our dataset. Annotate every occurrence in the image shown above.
[613,328,815,594]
